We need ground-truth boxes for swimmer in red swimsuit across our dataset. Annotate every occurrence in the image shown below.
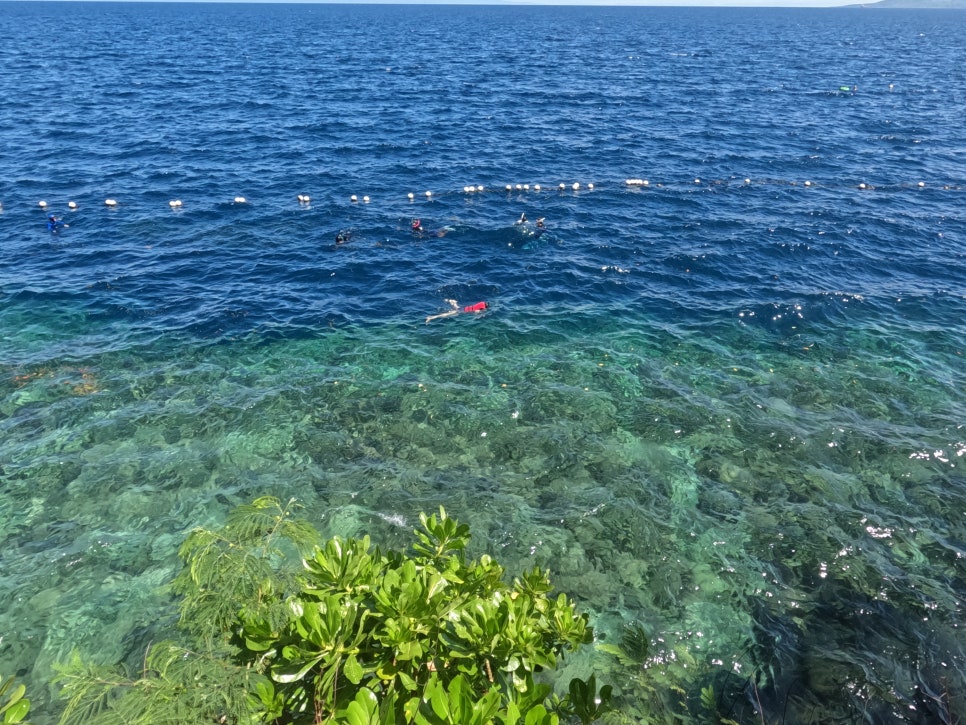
[425,299,489,323]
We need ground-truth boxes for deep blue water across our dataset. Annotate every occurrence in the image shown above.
[1,3,964,722]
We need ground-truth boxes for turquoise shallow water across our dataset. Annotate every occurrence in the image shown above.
[4,313,964,721]
[1,2,965,722]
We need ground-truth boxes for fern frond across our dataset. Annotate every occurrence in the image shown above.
[172,496,317,642]
[54,652,131,725]
[56,643,264,725]
[224,496,318,556]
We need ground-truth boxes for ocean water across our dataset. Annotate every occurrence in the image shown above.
[1,2,964,722]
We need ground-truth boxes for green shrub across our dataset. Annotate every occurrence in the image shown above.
[56,498,610,724]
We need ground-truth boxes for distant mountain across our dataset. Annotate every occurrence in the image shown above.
[849,0,966,7]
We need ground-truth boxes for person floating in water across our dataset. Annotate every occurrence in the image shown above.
[515,212,527,225]
[531,217,547,239]
[518,216,547,240]
[411,218,451,238]
[46,214,67,232]
[335,230,351,245]
[425,299,488,324]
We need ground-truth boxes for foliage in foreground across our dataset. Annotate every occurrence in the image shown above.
[0,674,30,724]
[55,497,610,724]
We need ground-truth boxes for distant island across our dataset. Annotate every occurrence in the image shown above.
[849,0,966,7]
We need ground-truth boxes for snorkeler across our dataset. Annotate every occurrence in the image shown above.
[425,299,489,324]
[411,218,451,238]
[515,212,527,225]
[532,217,547,238]
[46,214,67,232]
[335,230,351,245]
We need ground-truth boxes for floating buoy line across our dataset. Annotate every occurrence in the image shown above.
[3,175,962,218]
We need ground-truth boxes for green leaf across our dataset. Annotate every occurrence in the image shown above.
[398,669,418,692]
[2,699,29,724]
[426,571,449,602]
[403,695,422,721]
[271,652,325,683]
[428,677,449,720]
[344,653,364,685]
[594,643,626,658]
[397,639,424,661]
[502,700,521,725]
[0,684,24,710]
[700,684,716,711]
[524,704,557,725]
[345,688,380,725]
[620,623,650,663]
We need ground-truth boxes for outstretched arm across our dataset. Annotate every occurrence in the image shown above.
[426,299,460,323]
[425,309,460,324]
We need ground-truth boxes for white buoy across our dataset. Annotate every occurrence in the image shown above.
[424,190,432,198]
[918,181,925,188]
[105,199,117,207]
[38,200,48,208]
[804,180,812,187]
[572,182,580,190]
[68,201,77,209]
[505,184,512,191]
[363,195,370,203]
[588,183,594,190]
[350,195,358,202]
[297,194,310,203]
[234,196,247,204]
[534,184,541,191]
[694,178,701,184]
[169,200,182,208]
[559,183,566,190]
[523,184,530,190]
[515,184,522,190]
[408,192,414,200]
[744,178,751,184]
[858,183,867,190]
[476,185,484,192]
